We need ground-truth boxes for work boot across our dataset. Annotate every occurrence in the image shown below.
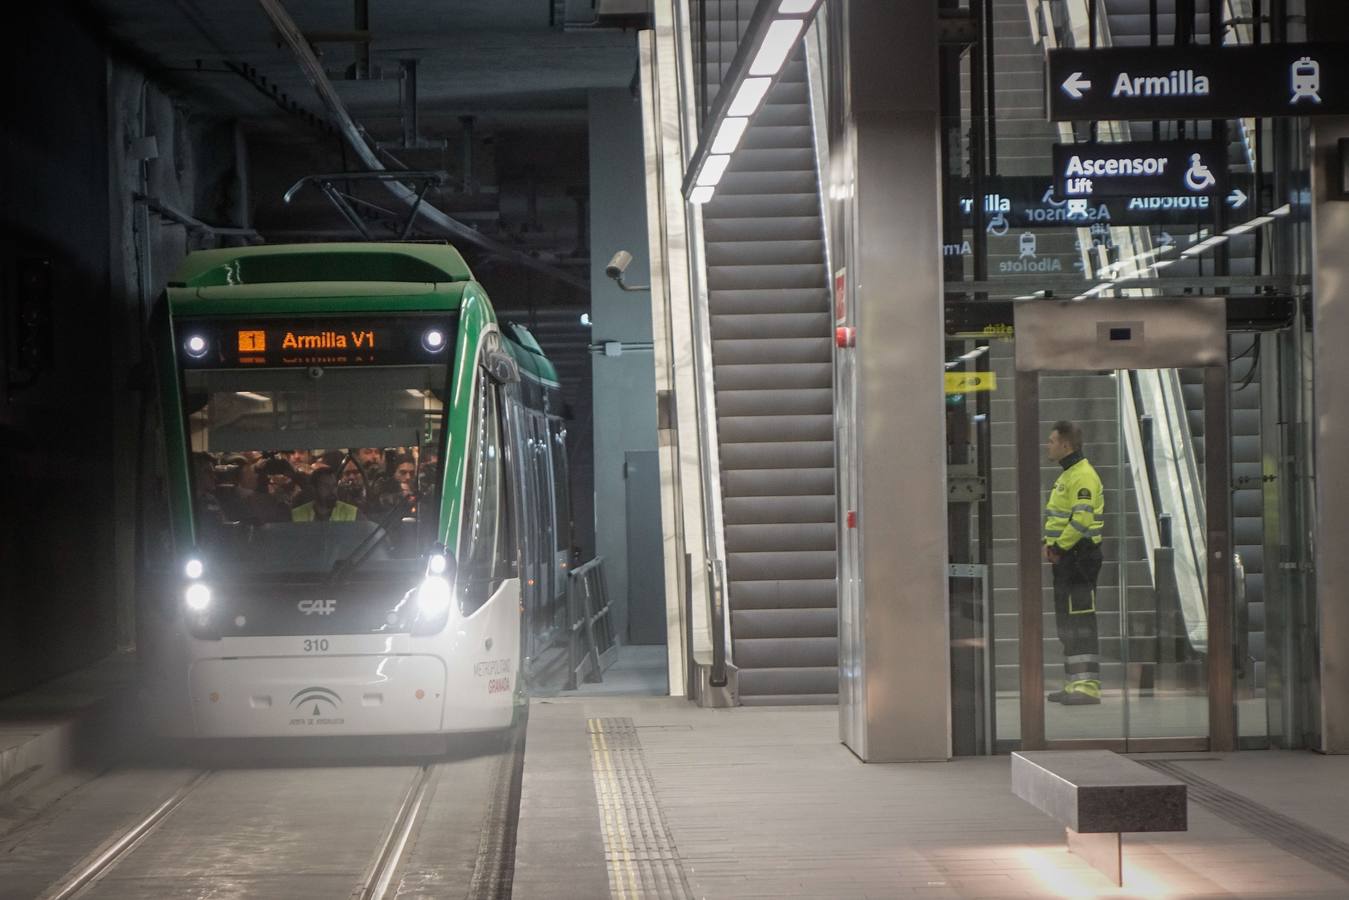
[1060,679,1102,705]
[1047,689,1067,703]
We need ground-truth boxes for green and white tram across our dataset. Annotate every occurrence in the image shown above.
[139,243,571,737]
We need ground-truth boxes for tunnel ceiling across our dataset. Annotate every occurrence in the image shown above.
[84,0,644,299]
[89,0,638,126]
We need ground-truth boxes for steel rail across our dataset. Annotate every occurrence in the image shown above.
[467,715,528,899]
[254,0,587,291]
[359,765,437,900]
[39,770,214,900]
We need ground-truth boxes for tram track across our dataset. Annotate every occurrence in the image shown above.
[37,770,215,900]
[467,710,528,899]
[28,717,528,900]
[359,764,438,900]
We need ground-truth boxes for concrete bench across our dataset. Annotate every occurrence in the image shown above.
[1011,750,1187,885]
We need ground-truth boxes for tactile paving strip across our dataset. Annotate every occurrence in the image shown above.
[1141,759,1349,883]
[587,717,693,899]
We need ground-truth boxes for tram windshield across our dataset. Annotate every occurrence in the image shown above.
[183,364,449,577]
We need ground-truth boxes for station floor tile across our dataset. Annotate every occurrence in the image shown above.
[514,695,1349,899]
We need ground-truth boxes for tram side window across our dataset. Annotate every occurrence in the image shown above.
[502,391,530,567]
[458,372,513,613]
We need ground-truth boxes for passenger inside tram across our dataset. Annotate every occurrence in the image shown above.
[337,458,367,509]
[192,446,428,528]
[180,364,446,572]
[392,454,417,494]
[290,464,359,522]
[357,447,386,475]
[285,448,313,475]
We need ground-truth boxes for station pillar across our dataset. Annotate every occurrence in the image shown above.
[1311,117,1349,754]
[832,1,951,761]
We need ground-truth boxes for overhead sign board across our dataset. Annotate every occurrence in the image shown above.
[1048,43,1349,121]
[1053,141,1226,199]
[953,174,1252,230]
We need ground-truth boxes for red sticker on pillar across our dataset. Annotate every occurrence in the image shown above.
[834,268,847,325]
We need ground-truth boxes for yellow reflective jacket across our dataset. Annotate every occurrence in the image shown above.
[1044,454,1103,551]
[292,500,358,522]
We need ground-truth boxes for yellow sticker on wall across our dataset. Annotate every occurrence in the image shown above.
[945,372,998,394]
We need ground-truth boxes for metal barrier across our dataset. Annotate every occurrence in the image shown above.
[566,557,618,690]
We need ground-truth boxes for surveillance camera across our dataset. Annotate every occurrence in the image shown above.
[605,250,633,280]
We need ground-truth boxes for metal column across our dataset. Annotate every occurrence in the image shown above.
[836,0,951,762]
[1312,118,1349,753]
[1016,372,1046,749]
[1205,366,1236,751]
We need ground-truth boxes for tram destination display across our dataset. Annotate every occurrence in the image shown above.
[1048,43,1349,122]
[177,317,453,368]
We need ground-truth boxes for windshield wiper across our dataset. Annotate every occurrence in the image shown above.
[326,491,414,584]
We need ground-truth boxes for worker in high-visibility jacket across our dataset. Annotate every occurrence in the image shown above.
[292,463,360,523]
[1043,420,1104,705]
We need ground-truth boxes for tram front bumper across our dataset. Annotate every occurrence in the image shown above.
[188,654,447,737]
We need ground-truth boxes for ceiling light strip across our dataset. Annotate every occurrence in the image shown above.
[683,0,824,204]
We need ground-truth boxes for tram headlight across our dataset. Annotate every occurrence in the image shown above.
[184,582,212,613]
[183,334,209,359]
[421,328,446,353]
[415,575,451,617]
[184,558,204,580]
[428,553,448,576]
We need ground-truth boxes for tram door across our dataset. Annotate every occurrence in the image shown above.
[1010,298,1234,752]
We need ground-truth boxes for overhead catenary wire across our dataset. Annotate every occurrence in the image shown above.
[253,0,587,291]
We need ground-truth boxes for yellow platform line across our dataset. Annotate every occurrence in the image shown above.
[589,718,641,898]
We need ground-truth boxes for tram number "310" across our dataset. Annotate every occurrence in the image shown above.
[302,638,331,653]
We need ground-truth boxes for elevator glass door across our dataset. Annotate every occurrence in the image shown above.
[1030,368,1212,749]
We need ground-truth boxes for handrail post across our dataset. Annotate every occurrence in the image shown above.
[684,552,696,698]
[708,559,728,687]
[566,570,580,691]
[1233,552,1250,696]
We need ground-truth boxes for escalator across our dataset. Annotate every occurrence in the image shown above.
[694,2,838,705]
[1180,336,1267,690]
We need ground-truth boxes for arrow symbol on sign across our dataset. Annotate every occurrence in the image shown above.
[1061,72,1093,99]
[1227,189,1248,209]
[1158,231,1175,247]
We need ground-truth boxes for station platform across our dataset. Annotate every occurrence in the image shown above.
[0,651,139,811]
[513,696,1349,899]
[7,655,1349,898]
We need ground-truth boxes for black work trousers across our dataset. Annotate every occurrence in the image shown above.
[1051,541,1103,682]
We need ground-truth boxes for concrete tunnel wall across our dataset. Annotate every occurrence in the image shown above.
[0,0,243,700]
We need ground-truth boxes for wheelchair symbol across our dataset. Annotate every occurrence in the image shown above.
[1184,154,1217,192]
[987,211,1009,237]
